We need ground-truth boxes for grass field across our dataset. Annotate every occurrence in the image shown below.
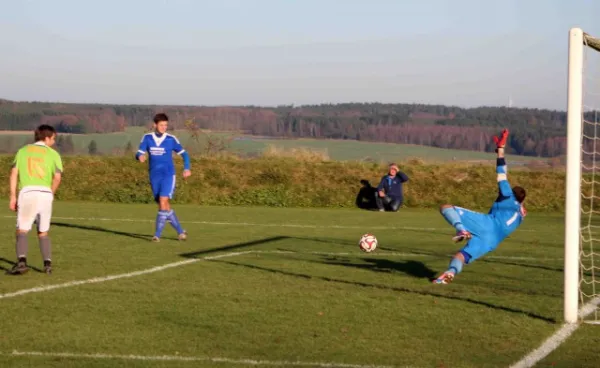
[0,202,596,368]
[0,128,542,163]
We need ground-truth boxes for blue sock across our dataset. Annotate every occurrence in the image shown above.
[154,210,169,238]
[167,210,184,235]
[448,257,464,275]
[441,207,466,232]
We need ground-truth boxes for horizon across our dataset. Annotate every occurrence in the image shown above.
[0,96,574,113]
[1,0,599,110]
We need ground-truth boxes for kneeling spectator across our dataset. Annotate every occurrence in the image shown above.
[376,163,409,212]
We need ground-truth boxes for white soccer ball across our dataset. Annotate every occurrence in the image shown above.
[359,233,377,253]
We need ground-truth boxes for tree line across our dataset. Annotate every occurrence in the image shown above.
[1,98,596,157]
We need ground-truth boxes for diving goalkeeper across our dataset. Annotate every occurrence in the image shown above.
[433,129,527,284]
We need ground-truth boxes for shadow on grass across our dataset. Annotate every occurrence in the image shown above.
[280,236,564,278]
[479,258,564,273]
[315,256,437,279]
[380,246,565,273]
[212,259,556,324]
[52,222,178,241]
[179,236,288,259]
[54,223,288,258]
[0,257,44,273]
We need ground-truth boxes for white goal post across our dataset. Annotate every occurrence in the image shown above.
[565,27,600,324]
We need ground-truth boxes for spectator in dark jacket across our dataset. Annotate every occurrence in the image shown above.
[375,163,409,212]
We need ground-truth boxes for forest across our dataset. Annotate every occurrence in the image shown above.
[0,98,592,157]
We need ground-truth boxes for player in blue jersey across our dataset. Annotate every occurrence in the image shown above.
[136,113,191,242]
[433,129,527,284]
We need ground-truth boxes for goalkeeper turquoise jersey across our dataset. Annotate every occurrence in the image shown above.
[488,157,525,238]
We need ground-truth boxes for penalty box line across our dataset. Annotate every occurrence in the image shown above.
[4,350,406,368]
[0,249,563,302]
[2,215,537,232]
[0,250,253,301]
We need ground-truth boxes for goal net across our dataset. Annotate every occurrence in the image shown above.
[565,28,600,324]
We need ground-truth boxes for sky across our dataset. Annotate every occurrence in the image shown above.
[0,0,598,110]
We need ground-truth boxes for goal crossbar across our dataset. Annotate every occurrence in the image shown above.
[584,33,600,53]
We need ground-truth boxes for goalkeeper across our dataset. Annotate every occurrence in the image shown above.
[433,129,527,284]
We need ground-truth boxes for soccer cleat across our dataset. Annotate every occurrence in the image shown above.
[452,230,472,243]
[151,236,160,242]
[7,261,29,275]
[178,231,187,241]
[44,260,52,275]
[432,271,455,284]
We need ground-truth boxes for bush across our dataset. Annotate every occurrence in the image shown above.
[0,155,566,212]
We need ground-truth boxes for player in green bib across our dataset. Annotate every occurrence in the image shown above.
[8,124,63,275]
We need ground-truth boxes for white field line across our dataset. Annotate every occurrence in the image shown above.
[2,215,536,232]
[7,350,402,368]
[1,247,578,368]
[6,350,404,368]
[0,250,562,301]
[0,251,252,300]
[508,296,600,368]
[248,250,563,262]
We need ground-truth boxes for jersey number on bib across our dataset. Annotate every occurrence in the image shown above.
[27,157,45,179]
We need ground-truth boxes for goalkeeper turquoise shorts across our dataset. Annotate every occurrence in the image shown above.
[453,206,502,263]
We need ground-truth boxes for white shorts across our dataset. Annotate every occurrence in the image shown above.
[16,188,54,233]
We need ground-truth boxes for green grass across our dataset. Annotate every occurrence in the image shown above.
[0,127,542,163]
[0,202,594,367]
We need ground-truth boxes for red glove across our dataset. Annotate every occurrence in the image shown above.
[493,129,509,150]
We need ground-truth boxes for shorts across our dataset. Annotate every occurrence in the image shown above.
[17,189,54,233]
[453,206,502,264]
[150,174,176,201]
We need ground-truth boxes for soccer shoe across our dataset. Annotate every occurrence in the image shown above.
[432,271,455,284]
[178,231,187,241]
[452,230,472,242]
[44,260,52,275]
[151,236,160,242]
[7,261,29,275]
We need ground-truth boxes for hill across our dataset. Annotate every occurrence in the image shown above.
[0,127,548,165]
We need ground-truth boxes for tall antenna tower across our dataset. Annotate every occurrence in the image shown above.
[508,95,513,108]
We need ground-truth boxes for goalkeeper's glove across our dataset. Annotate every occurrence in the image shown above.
[493,129,509,152]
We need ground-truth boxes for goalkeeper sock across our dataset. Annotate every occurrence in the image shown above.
[441,207,466,232]
[447,257,464,275]
[154,210,169,238]
[167,210,184,235]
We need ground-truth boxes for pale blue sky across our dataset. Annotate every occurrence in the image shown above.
[0,0,598,109]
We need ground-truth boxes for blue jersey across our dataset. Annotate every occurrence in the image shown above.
[136,132,190,176]
[488,157,525,238]
[376,172,409,202]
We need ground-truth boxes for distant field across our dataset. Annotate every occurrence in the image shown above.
[0,127,544,163]
[231,136,541,163]
[0,130,31,135]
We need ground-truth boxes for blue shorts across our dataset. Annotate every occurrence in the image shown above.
[453,206,501,264]
[150,174,176,201]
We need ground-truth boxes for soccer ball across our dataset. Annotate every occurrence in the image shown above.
[359,233,377,253]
